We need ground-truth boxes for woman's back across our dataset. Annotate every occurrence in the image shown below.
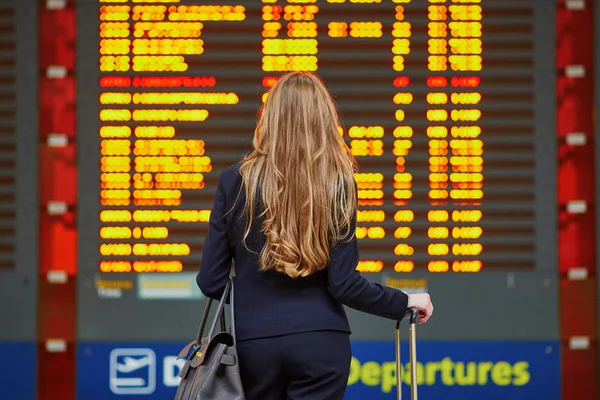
[198,163,410,342]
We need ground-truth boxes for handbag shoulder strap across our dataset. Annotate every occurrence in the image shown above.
[194,277,235,347]
[194,299,212,348]
[229,277,236,345]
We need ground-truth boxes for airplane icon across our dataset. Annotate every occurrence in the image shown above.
[109,348,156,395]
[116,355,153,374]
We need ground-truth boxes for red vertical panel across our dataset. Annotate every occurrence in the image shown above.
[557,4,598,400]
[37,3,77,400]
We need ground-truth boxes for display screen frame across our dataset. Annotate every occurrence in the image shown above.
[0,0,40,342]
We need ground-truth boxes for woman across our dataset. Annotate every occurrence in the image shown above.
[197,72,433,400]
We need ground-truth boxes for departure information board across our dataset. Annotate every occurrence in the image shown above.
[87,0,541,277]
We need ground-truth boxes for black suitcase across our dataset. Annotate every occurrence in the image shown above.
[395,308,419,400]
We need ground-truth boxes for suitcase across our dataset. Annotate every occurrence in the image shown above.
[395,308,419,400]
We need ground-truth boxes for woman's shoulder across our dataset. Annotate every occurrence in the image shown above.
[220,161,241,178]
[218,162,243,194]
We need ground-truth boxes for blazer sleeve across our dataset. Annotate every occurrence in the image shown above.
[327,213,409,320]
[197,173,233,300]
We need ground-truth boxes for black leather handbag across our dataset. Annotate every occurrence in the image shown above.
[174,277,245,400]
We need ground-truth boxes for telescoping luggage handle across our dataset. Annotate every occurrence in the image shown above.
[395,308,419,400]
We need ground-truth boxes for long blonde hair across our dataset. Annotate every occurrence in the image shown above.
[239,72,357,279]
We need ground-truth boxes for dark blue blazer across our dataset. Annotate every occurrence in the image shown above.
[197,164,409,341]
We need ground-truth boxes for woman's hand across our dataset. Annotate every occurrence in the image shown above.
[407,293,433,324]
